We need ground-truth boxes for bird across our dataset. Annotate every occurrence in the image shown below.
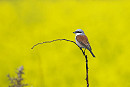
[73,29,95,57]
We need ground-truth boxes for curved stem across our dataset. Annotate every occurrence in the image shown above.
[31,39,89,87]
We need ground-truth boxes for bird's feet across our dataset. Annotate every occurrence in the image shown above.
[83,51,85,55]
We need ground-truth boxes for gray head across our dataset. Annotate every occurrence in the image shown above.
[73,29,85,35]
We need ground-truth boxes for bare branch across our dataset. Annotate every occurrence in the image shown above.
[31,39,80,49]
[31,39,89,87]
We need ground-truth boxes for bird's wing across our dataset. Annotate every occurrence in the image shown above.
[76,35,92,50]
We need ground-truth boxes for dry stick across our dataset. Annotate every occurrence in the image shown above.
[31,39,89,87]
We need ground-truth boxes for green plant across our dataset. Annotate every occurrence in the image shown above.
[7,66,28,87]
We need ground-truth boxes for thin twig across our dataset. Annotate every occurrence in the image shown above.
[31,39,80,49]
[31,39,89,87]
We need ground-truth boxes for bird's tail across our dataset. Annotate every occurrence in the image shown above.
[89,50,95,57]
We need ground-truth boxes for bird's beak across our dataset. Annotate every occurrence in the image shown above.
[73,32,75,34]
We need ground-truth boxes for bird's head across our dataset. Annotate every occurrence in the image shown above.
[73,29,85,35]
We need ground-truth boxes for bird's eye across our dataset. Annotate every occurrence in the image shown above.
[75,31,82,33]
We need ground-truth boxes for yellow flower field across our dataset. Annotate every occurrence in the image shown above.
[0,0,130,87]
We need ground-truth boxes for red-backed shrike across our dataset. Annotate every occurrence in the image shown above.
[73,29,95,57]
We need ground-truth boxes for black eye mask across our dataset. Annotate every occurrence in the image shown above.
[75,31,82,33]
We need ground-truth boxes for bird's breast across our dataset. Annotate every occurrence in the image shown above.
[75,37,85,48]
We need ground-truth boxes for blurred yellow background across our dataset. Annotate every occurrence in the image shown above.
[0,0,130,87]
